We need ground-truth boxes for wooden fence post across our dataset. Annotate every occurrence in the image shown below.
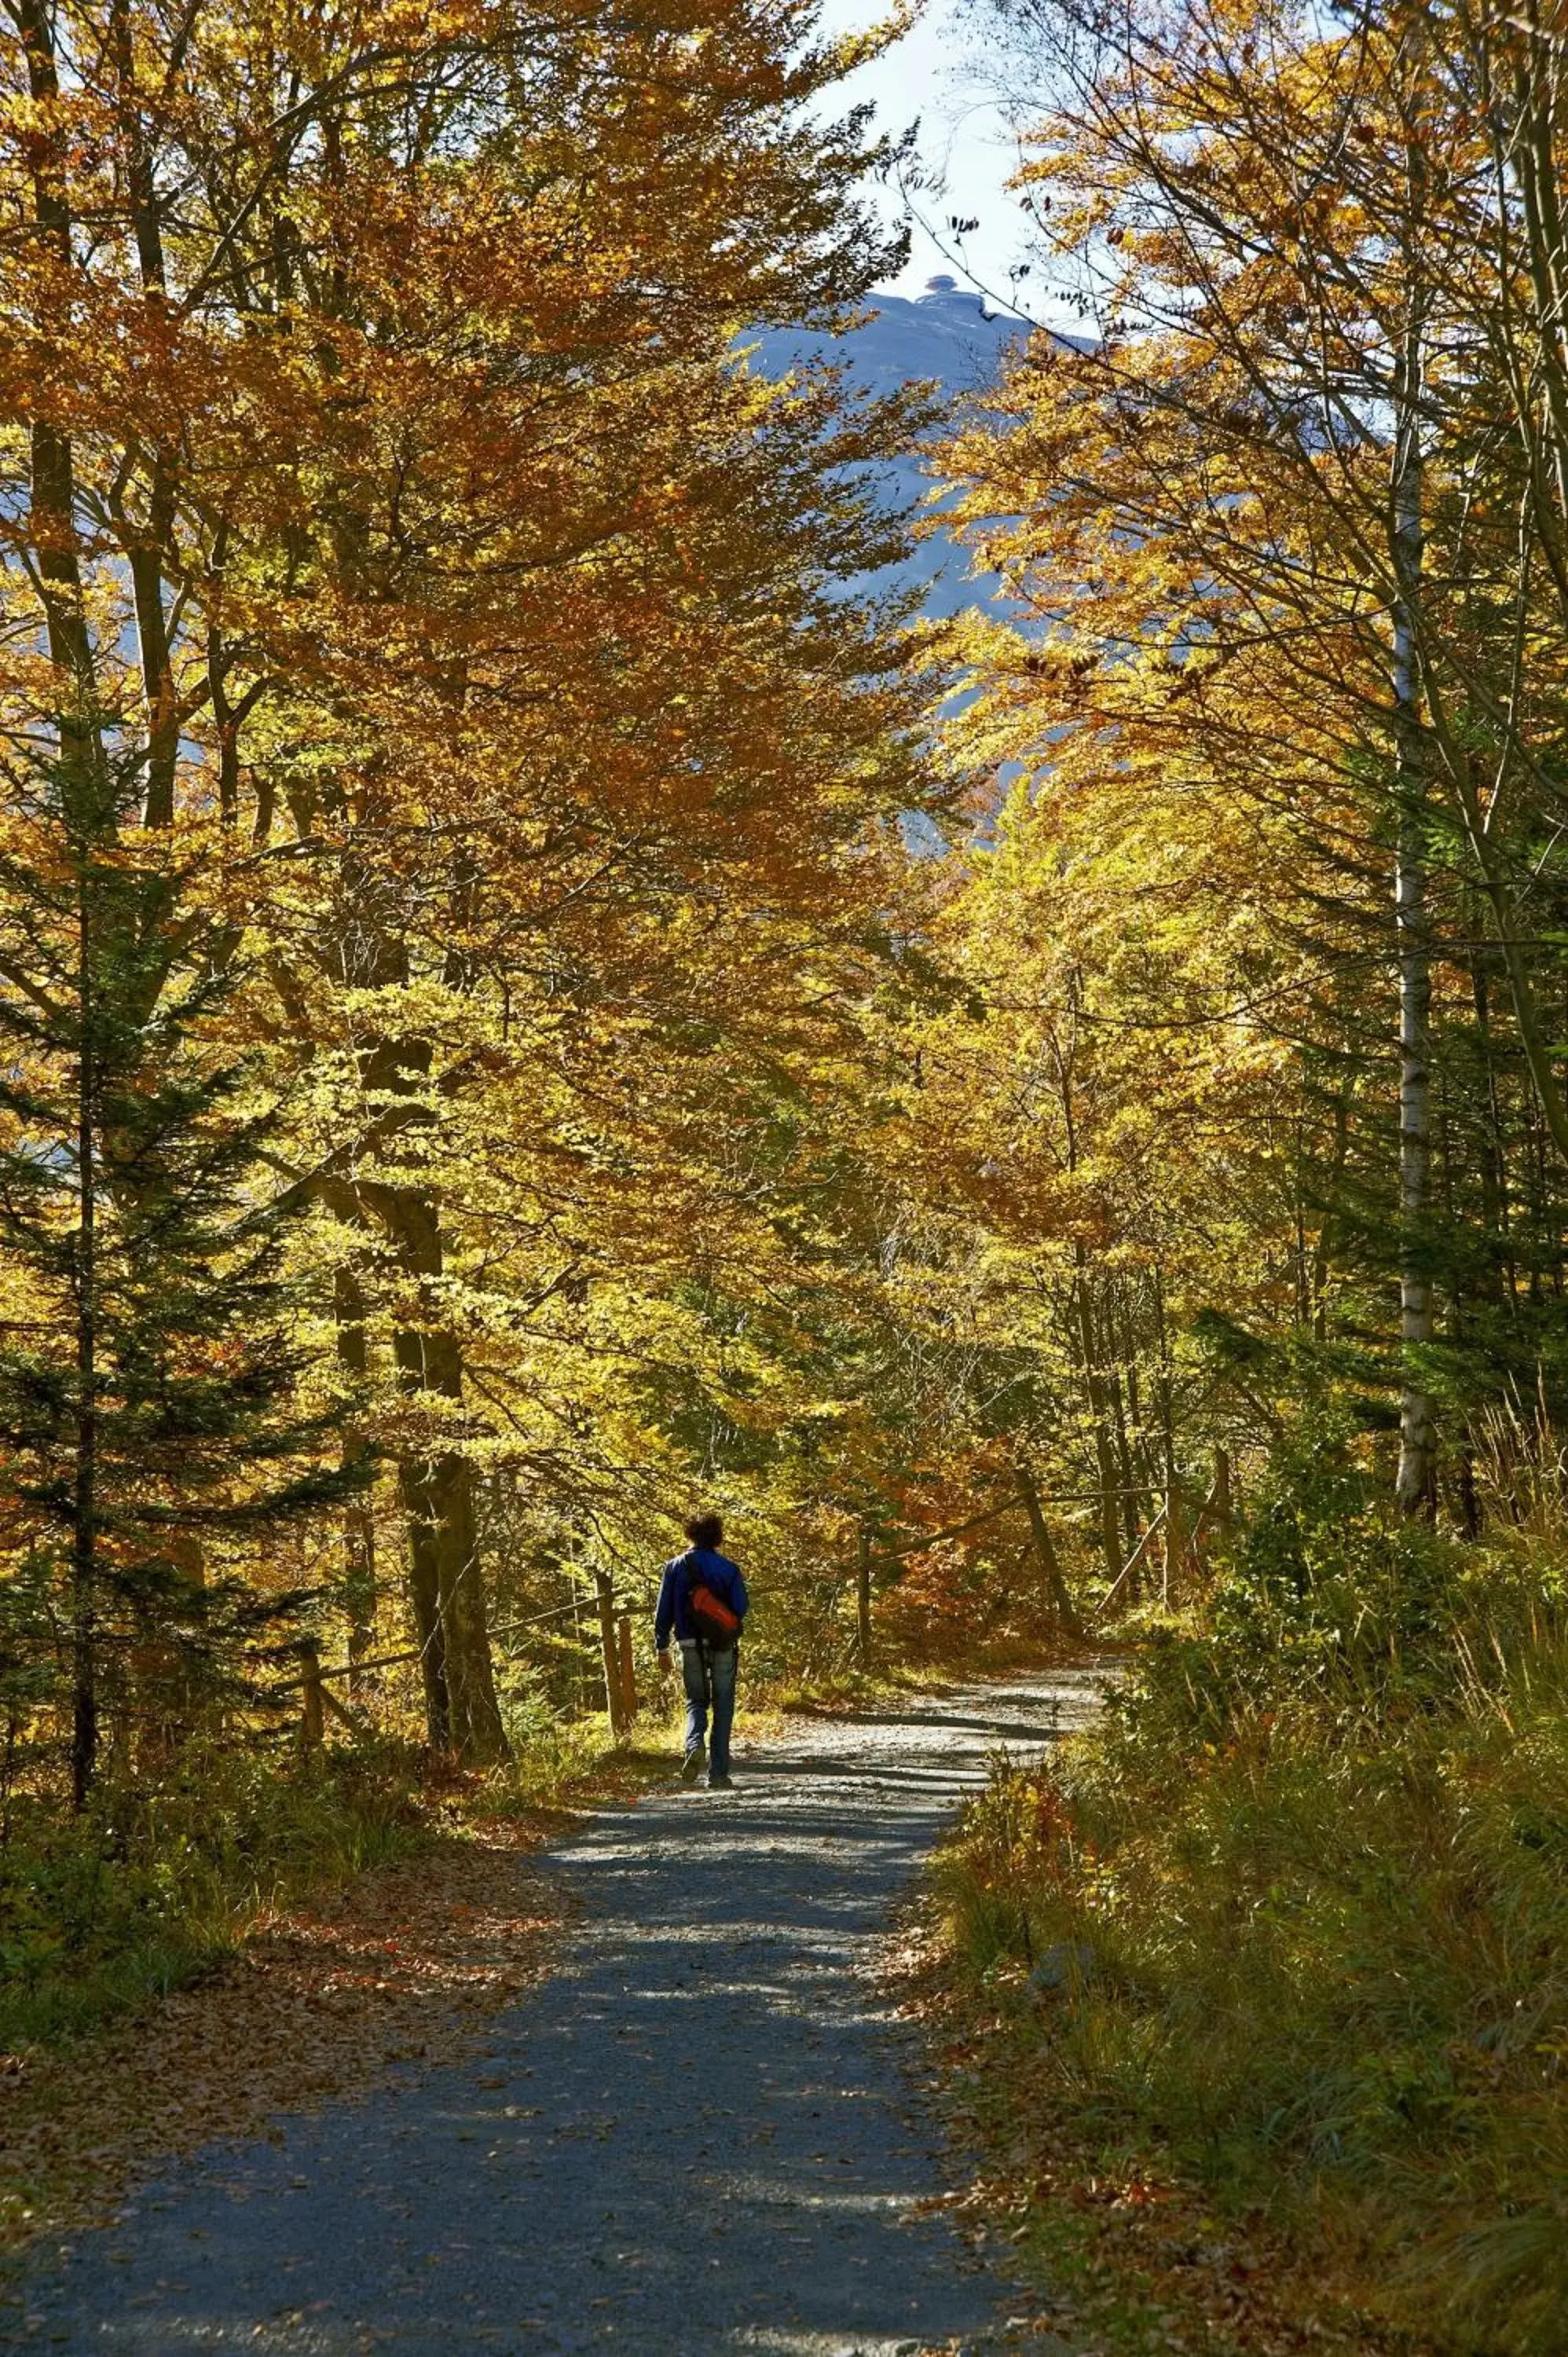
[857,1526,873,1669]
[615,1611,637,1728]
[299,1639,325,1752]
[596,1571,628,1741]
[1163,1478,1185,1604]
[1212,1446,1233,1531]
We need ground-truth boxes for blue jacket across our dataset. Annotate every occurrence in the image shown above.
[654,1546,749,1648]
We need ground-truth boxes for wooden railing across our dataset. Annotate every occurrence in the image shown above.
[274,1575,643,1750]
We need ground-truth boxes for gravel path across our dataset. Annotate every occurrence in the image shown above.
[7,1674,1101,2356]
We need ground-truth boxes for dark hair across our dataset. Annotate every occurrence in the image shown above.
[683,1512,724,1551]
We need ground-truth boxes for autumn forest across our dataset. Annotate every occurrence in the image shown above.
[5,0,1568,2342]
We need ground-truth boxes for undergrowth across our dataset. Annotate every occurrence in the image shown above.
[934,1434,1568,2355]
[0,1703,677,2055]
[0,1736,428,2052]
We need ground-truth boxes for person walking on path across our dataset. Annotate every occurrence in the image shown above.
[655,1512,749,1789]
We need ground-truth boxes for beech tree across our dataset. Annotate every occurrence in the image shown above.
[2,0,937,1762]
[931,0,1568,1520]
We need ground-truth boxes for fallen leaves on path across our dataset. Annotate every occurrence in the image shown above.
[1,1816,572,2257]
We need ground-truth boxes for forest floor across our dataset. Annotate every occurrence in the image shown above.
[0,1750,672,2258]
[2,1675,1099,2355]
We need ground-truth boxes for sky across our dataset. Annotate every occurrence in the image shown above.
[813,0,1044,313]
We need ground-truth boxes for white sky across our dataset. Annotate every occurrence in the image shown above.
[814,0,1045,313]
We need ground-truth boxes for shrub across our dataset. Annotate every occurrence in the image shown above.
[936,1462,1568,2352]
[0,1736,424,2051]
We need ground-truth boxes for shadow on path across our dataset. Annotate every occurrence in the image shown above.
[5,1676,1102,2356]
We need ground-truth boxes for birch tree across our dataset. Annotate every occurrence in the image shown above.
[941,0,1568,1508]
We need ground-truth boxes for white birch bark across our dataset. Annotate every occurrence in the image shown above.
[1392,114,1437,1517]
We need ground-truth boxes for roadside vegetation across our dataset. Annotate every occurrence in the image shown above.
[936,1430,1568,2351]
[910,0,1568,2339]
[0,1709,680,2062]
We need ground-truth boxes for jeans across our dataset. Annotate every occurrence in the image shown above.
[680,1640,738,1778]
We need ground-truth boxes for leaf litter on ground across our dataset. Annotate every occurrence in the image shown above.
[0,1809,576,2256]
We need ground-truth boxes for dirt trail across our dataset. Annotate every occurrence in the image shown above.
[5,1675,1101,2356]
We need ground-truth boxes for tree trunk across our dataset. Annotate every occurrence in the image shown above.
[1163,1477,1185,1606]
[1014,1466,1083,1637]
[335,913,505,1759]
[71,879,98,1811]
[379,1188,506,1763]
[400,1456,450,1749]
[1211,1447,1233,1533]
[1391,233,1437,1516]
[334,1267,378,1689]
[615,1612,638,1727]
[1106,1354,1140,1563]
[1153,1270,1181,1587]
[1072,1253,1126,1587]
[1394,675,1436,1512]
[21,0,101,1805]
[19,0,93,726]
[595,1571,627,1740]
[109,0,181,829]
[1056,1050,1127,1585]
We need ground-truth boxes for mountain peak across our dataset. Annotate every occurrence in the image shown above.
[742,288,1031,620]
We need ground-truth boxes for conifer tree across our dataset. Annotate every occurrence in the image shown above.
[0,716,352,1803]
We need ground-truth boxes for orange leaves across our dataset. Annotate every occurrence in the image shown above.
[0,1824,564,2255]
[0,0,950,1735]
